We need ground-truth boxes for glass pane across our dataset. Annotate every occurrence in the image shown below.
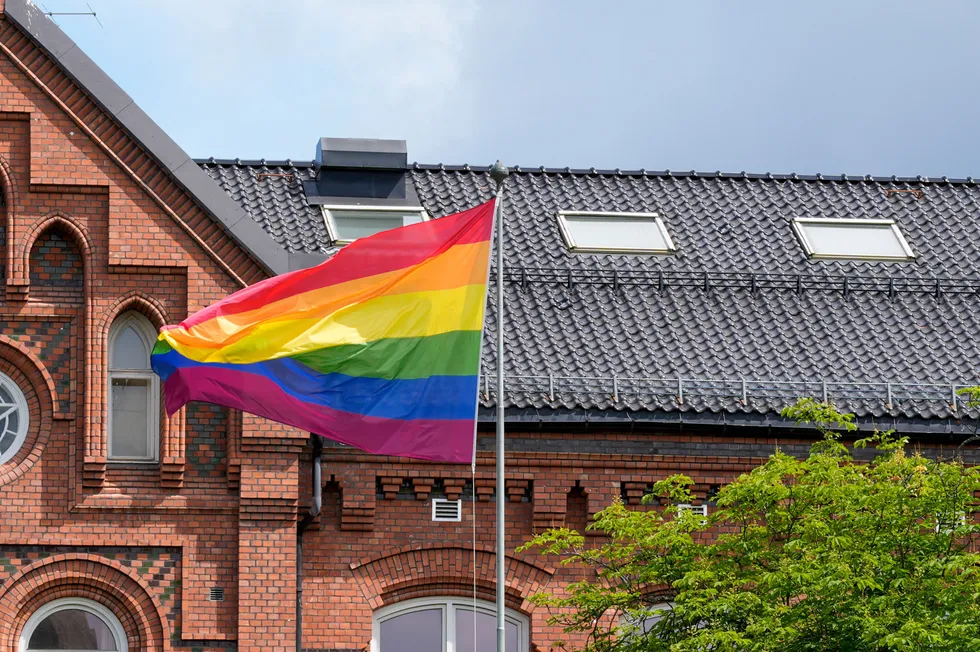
[110,377,150,458]
[799,222,909,259]
[331,211,417,241]
[0,385,12,403]
[564,215,670,252]
[0,431,15,455]
[111,326,149,370]
[379,608,442,652]
[456,608,520,652]
[28,608,117,650]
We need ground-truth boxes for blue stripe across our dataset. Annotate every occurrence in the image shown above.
[151,348,478,421]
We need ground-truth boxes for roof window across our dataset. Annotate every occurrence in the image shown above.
[557,211,675,254]
[322,205,428,244]
[791,218,915,261]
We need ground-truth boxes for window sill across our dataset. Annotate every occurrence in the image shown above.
[105,460,160,469]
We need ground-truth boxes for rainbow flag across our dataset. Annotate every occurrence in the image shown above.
[150,201,495,463]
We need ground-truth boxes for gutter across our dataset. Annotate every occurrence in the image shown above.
[296,434,322,652]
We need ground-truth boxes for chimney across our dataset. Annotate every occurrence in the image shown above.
[311,138,408,201]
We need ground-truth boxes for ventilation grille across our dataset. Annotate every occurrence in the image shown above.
[432,498,462,522]
[677,504,708,520]
[208,587,225,602]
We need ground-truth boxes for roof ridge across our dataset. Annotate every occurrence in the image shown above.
[195,158,979,185]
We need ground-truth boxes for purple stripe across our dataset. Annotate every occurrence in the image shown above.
[164,365,474,464]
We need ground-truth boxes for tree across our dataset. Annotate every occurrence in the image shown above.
[520,399,980,651]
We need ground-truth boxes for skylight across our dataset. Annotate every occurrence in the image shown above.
[791,218,915,261]
[557,211,675,254]
[322,205,428,244]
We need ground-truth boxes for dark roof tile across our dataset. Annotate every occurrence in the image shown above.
[200,160,980,421]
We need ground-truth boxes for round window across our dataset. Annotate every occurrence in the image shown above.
[20,597,127,652]
[0,372,29,465]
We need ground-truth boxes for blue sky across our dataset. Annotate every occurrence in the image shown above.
[39,0,980,176]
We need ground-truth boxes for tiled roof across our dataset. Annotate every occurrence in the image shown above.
[198,159,980,423]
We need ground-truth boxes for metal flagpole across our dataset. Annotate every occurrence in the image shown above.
[489,160,510,652]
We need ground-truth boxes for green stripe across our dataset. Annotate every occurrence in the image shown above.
[153,339,174,355]
[291,330,482,379]
[153,330,483,380]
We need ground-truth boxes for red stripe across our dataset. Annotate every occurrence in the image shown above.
[163,365,475,463]
[180,200,495,330]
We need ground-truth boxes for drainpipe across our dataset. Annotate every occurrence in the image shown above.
[297,434,323,652]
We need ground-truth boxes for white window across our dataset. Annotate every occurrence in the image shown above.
[622,601,674,637]
[0,371,29,465]
[791,218,915,261]
[322,205,427,244]
[20,597,128,651]
[108,312,159,462]
[557,211,676,254]
[372,597,528,652]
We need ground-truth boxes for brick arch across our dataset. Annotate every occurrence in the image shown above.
[349,544,555,613]
[0,553,169,651]
[0,334,58,486]
[85,292,184,486]
[18,210,93,291]
[0,155,17,285]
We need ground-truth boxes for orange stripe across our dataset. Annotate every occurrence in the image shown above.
[165,240,491,351]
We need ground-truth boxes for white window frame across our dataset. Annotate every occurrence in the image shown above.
[0,371,30,465]
[107,312,160,463]
[791,217,916,261]
[371,596,529,652]
[556,210,676,254]
[621,601,675,637]
[321,205,428,245]
[20,597,128,652]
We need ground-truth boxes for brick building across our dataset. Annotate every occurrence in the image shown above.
[0,1,979,650]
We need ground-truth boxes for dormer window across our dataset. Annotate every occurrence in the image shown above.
[557,211,675,254]
[322,205,428,244]
[304,138,426,244]
[791,218,915,261]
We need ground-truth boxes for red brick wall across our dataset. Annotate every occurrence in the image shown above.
[299,441,766,651]
[0,10,265,650]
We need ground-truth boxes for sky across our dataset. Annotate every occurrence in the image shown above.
[36,0,980,176]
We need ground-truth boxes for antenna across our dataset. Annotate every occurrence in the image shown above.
[38,2,103,28]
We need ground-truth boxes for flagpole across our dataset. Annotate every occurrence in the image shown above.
[489,159,510,652]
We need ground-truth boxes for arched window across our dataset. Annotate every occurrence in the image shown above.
[20,597,127,651]
[0,371,30,465]
[108,312,159,462]
[372,597,528,652]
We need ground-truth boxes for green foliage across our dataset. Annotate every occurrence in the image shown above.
[521,399,980,651]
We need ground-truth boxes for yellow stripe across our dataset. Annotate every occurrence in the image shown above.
[161,284,487,364]
[167,241,490,351]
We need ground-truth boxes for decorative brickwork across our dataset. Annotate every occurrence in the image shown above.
[349,545,554,613]
[0,318,73,411]
[0,546,179,640]
[0,8,272,650]
[186,402,228,481]
[0,553,169,651]
[29,227,83,288]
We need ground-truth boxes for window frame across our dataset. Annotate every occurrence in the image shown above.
[20,597,128,652]
[621,601,675,637]
[371,596,529,652]
[107,312,160,463]
[556,210,676,254]
[790,217,916,262]
[0,371,30,466]
[321,205,429,245]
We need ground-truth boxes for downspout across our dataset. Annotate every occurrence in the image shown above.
[297,434,323,652]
